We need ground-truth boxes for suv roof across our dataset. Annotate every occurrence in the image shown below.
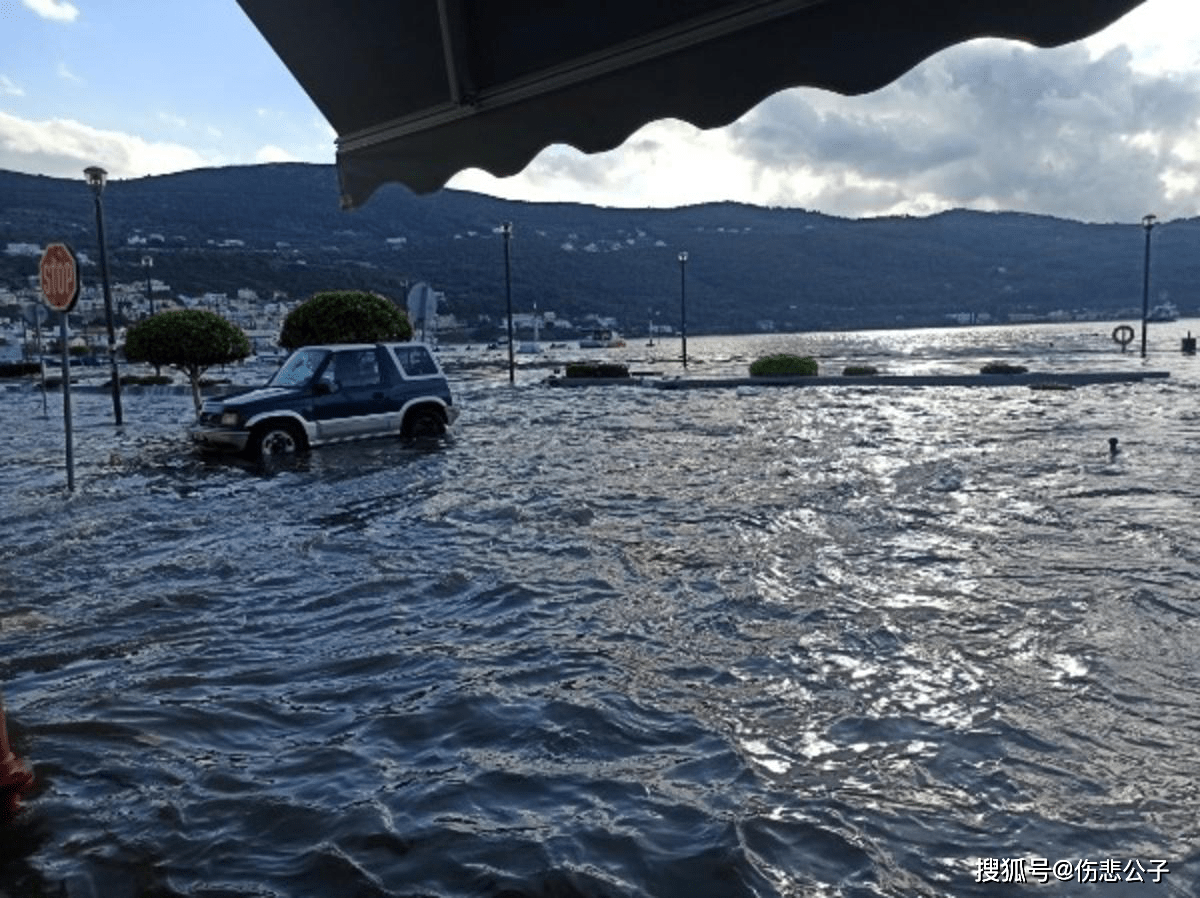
[296,341,437,351]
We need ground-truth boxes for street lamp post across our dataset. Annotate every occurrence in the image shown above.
[142,254,154,316]
[84,165,123,425]
[678,251,688,368]
[1140,213,1156,359]
[502,222,515,384]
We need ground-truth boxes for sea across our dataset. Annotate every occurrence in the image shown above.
[2,322,1199,898]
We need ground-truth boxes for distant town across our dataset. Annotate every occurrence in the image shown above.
[2,242,294,359]
[4,232,1183,364]
[2,164,1196,357]
[0,240,654,361]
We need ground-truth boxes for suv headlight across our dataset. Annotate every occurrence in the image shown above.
[220,410,242,427]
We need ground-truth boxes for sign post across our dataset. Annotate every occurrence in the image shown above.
[39,243,80,491]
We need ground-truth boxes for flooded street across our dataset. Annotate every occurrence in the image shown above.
[3,325,1200,897]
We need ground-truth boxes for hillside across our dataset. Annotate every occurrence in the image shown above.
[2,163,1197,335]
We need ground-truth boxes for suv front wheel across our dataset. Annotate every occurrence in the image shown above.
[249,420,306,459]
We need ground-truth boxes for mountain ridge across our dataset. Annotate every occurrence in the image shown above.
[1,163,1195,335]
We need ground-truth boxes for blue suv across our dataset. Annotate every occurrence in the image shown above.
[192,342,457,458]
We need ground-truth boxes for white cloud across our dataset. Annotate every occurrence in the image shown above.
[0,75,24,97]
[255,144,298,163]
[157,112,188,129]
[313,116,336,140]
[448,2,1200,221]
[718,38,1200,222]
[22,0,79,22]
[449,120,760,209]
[0,110,210,179]
[57,62,83,83]
[1085,0,1200,74]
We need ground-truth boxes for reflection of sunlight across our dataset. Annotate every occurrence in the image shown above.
[825,652,880,682]
[739,735,792,775]
[878,591,954,610]
[797,731,840,761]
[1049,653,1089,681]
[868,657,983,729]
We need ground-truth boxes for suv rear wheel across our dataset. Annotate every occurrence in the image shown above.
[403,407,445,438]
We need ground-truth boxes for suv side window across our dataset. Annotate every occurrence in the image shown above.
[332,349,382,388]
[393,346,438,377]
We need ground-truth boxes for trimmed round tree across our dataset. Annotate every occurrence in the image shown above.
[124,309,251,413]
[279,290,412,350]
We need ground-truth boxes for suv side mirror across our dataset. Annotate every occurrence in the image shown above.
[313,381,333,395]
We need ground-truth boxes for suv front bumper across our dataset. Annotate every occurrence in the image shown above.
[191,426,251,452]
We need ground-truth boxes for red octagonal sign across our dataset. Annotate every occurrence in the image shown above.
[40,242,80,313]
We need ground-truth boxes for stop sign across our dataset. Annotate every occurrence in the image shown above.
[40,242,80,313]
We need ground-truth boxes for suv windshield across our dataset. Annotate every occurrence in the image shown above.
[268,348,329,387]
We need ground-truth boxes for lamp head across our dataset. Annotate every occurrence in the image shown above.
[1142,213,1157,230]
[500,221,512,237]
[84,166,108,195]
[141,255,153,268]
[678,251,688,263]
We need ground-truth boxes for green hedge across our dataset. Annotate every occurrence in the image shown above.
[980,362,1028,375]
[749,354,819,377]
[842,365,878,376]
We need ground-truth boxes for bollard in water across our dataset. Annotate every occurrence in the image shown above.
[1183,332,1196,355]
[0,694,35,821]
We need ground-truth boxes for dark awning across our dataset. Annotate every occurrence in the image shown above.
[236,0,1146,209]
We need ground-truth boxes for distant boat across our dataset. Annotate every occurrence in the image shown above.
[517,308,543,353]
[578,328,626,348]
[1147,301,1179,323]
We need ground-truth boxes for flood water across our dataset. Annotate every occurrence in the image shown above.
[2,323,1200,897]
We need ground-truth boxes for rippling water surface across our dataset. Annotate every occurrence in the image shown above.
[3,324,1200,897]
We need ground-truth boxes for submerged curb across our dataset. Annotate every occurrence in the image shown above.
[8,382,246,396]
[549,371,1171,389]
[547,376,647,387]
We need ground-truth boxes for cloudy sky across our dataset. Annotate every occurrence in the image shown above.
[1,0,1198,223]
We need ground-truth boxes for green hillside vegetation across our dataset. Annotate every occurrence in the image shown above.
[2,165,1196,336]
